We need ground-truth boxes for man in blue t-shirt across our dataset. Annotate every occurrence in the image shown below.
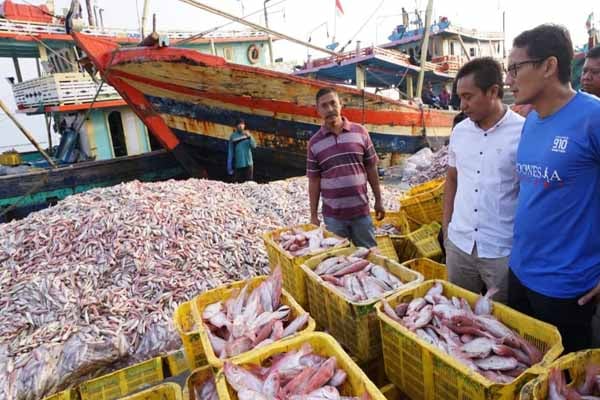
[505,24,600,352]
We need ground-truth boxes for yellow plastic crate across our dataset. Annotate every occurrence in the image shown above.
[43,389,79,400]
[214,332,386,400]
[79,357,164,400]
[0,151,21,166]
[262,224,350,309]
[401,258,448,281]
[375,280,563,400]
[164,349,189,377]
[301,248,423,363]
[184,365,215,400]
[405,222,443,261]
[121,383,182,400]
[520,349,600,400]
[374,234,399,262]
[173,300,207,369]
[400,178,445,228]
[190,275,316,369]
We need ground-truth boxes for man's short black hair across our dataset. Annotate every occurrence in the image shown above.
[315,87,338,104]
[235,118,245,125]
[586,46,600,60]
[455,57,504,98]
[512,24,573,84]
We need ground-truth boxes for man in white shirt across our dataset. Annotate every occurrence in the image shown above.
[442,57,525,303]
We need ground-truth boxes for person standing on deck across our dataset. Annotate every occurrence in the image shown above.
[505,24,600,353]
[442,57,525,304]
[227,118,256,183]
[307,87,385,248]
[582,46,600,97]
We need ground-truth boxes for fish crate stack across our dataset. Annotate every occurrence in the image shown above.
[121,383,182,400]
[301,247,423,363]
[214,332,387,400]
[189,273,316,368]
[519,349,600,400]
[399,178,445,230]
[375,280,564,400]
[262,224,350,309]
[371,210,411,262]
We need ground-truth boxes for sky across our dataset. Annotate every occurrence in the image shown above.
[1,0,599,151]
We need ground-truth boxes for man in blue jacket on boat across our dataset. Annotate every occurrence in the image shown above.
[227,118,256,183]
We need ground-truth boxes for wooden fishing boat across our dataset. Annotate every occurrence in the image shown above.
[72,33,455,177]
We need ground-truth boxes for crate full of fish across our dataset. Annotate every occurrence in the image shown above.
[262,224,350,308]
[519,349,600,400]
[190,268,316,368]
[301,247,423,363]
[173,300,208,369]
[43,389,79,400]
[371,210,411,262]
[215,332,386,400]
[399,178,445,228]
[402,258,448,281]
[375,280,563,400]
[121,383,182,400]
[184,365,217,400]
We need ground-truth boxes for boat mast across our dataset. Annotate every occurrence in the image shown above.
[416,0,433,99]
[176,0,338,56]
[141,0,151,38]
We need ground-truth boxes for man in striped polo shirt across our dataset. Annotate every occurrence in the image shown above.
[307,87,385,248]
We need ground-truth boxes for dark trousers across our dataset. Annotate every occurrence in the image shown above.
[234,166,253,183]
[508,268,596,353]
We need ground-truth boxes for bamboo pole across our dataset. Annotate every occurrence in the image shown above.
[0,100,56,167]
[416,0,433,98]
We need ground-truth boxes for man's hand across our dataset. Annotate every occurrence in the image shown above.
[578,280,600,306]
[374,201,385,221]
[310,215,320,226]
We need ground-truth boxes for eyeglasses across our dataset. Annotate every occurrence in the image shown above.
[506,59,545,78]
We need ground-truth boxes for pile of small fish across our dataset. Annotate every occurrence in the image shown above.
[223,343,370,400]
[314,248,406,302]
[0,177,401,400]
[381,283,544,383]
[193,375,218,400]
[277,227,346,256]
[374,223,402,236]
[547,364,600,400]
[202,268,309,358]
[401,146,449,186]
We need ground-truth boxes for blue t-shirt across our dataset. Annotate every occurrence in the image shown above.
[510,92,600,298]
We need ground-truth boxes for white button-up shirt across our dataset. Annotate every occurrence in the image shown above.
[447,108,524,258]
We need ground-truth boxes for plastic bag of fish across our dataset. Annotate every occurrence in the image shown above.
[223,343,370,400]
[547,364,600,400]
[313,248,408,303]
[277,227,346,256]
[381,283,545,383]
[202,268,310,359]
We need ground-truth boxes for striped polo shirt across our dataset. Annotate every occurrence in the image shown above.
[306,117,379,220]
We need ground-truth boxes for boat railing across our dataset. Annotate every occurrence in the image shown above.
[12,72,121,112]
[0,18,266,41]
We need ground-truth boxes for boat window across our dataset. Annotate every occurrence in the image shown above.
[450,42,455,56]
[470,48,476,57]
[223,47,234,61]
[108,111,128,157]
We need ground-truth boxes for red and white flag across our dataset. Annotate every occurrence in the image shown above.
[335,0,344,16]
